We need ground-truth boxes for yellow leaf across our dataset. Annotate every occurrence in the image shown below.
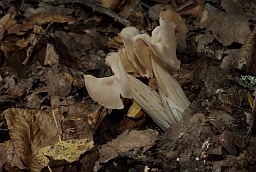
[127,101,144,118]
[247,91,254,109]
[40,139,94,163]
[113,35,123,44]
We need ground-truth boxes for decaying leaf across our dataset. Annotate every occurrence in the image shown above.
[200,4,251,46]
[44,43,59,65]
[148,4,164,21]
[0,145,7,170]
[0,6,17,37]
[219,130,244,156]
[8,13,75,35]
[233,27,256,70]
[3,108,61,171]
[0,140,27,171]
[177,0,205,17]
[127,101,143,118]
[39,65,72,97]
[2,107,94,171]
[98,129,158,163]
[221,0,246,16]
[39,139,94,163]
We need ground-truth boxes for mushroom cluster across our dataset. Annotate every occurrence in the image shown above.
[84,10,190,130]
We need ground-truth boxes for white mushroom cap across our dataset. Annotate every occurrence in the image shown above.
[119,27,147,76]
[105,52,131,98]
[134,38,153,78]
[160,10,188,50]
[119,48,139,75]
[84,52,131,109]
[148,13,181,70]
[84,75,124,109]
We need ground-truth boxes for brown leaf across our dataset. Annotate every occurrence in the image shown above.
[8,13,75,35]
[3,108,61,171]
[148,4,164,21]
[177,0,205,17]
[0,6,17,36]
[221,0,246,16]
[219,130,244,156]
[99,129,159,163]
[40,65,72,97]
[0,142,8,171]
[200,4,251,46]
[234,27,256,70]
[0,140,27,171]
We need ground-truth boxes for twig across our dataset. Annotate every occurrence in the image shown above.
[79,1,132,27]
[52,109,62,142]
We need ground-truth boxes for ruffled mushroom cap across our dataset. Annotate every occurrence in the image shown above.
[84,52,131,109]
[119,27,144,73]
[149,13,180,70]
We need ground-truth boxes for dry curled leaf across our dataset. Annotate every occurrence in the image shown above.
[234,27,256,70]
[99,129,158,163]
[221,0,246,16]
[8,13,75,35]
[219,130,244,156]
[200,4,251,46]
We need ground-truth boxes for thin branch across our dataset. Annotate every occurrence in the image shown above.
[80,1,132,27]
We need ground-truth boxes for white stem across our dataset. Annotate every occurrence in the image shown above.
[151,57,190,123]
[127,74,171,130]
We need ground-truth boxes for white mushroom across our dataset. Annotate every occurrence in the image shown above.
[119,48,139,75]
[148,15,180,70]
[84,52,131,109]
[84,10,191,130]
[119,27,148,77]
[134,38,153,78]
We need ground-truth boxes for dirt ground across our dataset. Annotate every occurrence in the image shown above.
[1,0,256,171]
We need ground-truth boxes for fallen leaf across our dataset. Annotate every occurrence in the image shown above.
[221,0,247,16]
[219,130,244,156]
[99,129,158,163]
[8,13,75,35]
[3,108,61,171]
[0,140,27,171]
[234,27,256,70]
[148,4,164,21]
[44,43,59,66]
[40,139,94,163]
[127,101,144,118]
[200,4,251,46]
[40,65,72,97]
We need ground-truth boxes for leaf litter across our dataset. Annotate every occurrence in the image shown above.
[0,0,256,171]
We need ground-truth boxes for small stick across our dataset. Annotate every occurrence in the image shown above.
[81,1,132,27]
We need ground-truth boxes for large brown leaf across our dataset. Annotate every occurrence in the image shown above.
[200,4,251,46]
[3,108,61,171]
